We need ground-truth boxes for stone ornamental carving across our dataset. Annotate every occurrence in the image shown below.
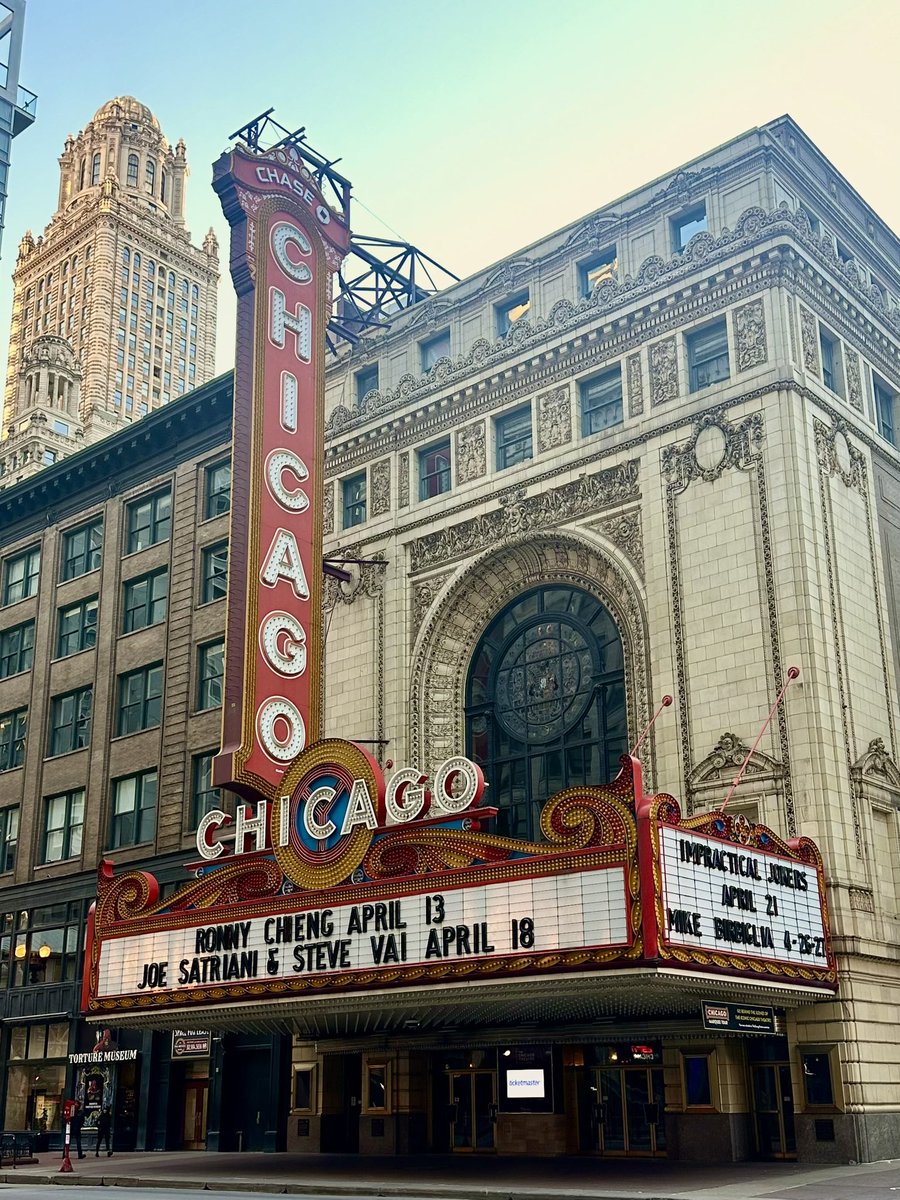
[410,459,639,573]
[814,418,865,492]
[662,408,763,491]
[411,572,452,641]
[844,348,863,412]
[799,305,820,375]
[735,299,768,372]
[322,546,387,612]
[657,168,707,202]
[591,508,644,576]
[627,353,644,418]
[485,259,532,294]
[536,386,572,454]
[688,731,781,790]
[852,736,900,792]
[322,205,900,438]
[322,480,334,536]
[650,338,678,407]
[398,451,410,508]
[371,459,391,516]
[455,421,486,484]
[562,213,620,251]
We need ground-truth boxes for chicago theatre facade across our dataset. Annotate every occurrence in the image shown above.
[1,115,900,1164]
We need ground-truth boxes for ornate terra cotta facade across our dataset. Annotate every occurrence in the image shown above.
[1,115,900,1164]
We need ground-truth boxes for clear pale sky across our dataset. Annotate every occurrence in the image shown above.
[4,0,898,378]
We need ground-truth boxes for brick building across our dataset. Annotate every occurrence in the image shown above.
[1,114,899,1162]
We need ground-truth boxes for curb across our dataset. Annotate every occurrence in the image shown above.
[0,1174,688,1199]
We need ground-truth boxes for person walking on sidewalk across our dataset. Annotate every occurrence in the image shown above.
[71,1100,86,1159]
[95,1106,113,1157]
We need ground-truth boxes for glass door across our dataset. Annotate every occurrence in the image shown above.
[595,1067,666,1156]
[752,1063,796,1159]
[449,1071,496,1151]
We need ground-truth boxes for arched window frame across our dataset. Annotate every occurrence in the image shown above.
[145,157,156,195]
[78,159,86,190]
[126,154,139,188]
[160,171,167,203]
[91,153,101,187]
[464,584,628,842]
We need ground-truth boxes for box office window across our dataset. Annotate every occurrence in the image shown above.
[60,519,103,581]
[292,1065,316,1113]
[801,1049,836,1108]
[682,1053,713,1107]
[364,1062,389,1113]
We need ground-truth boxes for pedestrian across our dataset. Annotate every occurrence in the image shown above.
[71,1100,86,1159]
[95,1106,112,1157]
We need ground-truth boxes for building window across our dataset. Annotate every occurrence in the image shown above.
[465,585,626,841]
[42,789,85,863]
[0,806,18,871]
[56,596,98,658]
[0,621,34,678]
[204,459,231,519]
[9,910,81,991]
[117,663,164,735]
[687,320,730,393]
[2,547,40,605]
[343,473,367,529]
[800,1049,836,1108]
[579,246,618,295]
[197,640,225,710]
[0,709,26,772]
[191,752,221,827]
[495,405,533,470]
[819,327,844,396]
[126,154,138,188]
[91,152,101,186]
[126,488,172,553]
[145,158,156,195]
[60,519,103,580]
[201,542,228,603]
[355,365,378,404]
[123,569,168,633]
[292,1065,316,1113]
[419,439,451,501]
[496,291,531,336]
[672,202,707,252]
[364,1062,389,1114]
[874,374,897,446]
[420,330,451,373]
[110,770,158,848]
[48,686,93,757]
[581,368,623,436]
[682,1054,713,1107]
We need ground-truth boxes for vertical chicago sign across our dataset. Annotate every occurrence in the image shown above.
[212,145,351,798]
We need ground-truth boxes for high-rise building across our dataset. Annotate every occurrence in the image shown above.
[0,0,37,259]
[0,96,218,486]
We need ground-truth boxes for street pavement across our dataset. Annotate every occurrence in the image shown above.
[1,1150,900,1199]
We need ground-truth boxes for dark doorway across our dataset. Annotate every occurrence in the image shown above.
[321,1053,361,1153]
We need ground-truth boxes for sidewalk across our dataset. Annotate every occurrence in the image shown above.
[2,1151,900,1199]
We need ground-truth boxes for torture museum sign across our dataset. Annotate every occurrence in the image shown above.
[81,141,836,1024]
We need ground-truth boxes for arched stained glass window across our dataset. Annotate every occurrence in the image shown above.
[465,585,627,841]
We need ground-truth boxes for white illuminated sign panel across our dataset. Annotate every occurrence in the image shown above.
[659,827,827,966]
[95,868,627,1002]
[506,1070,545,1098]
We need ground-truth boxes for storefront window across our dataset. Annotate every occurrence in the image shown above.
[465,586,627,842]
[682,1053,713,1107]
[4,1021,69,1131]
[801,1049,835,1108]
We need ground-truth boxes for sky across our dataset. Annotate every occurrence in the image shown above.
[2,0,899,379]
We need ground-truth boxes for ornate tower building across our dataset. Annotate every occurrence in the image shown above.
[0,96,218,484]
